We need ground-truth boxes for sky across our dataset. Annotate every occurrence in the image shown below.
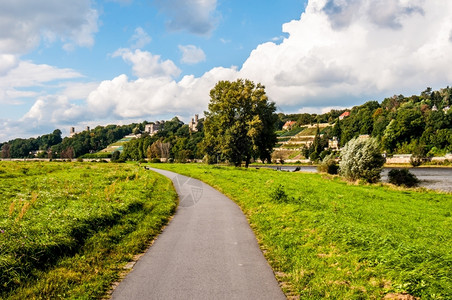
[1,0,452,142]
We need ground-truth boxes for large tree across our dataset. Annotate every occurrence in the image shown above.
[203,79,278,167]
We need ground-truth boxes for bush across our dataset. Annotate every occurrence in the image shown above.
[309,151,319,162]
[150,158,161,163]
[388,169,420,187]
[317,154,338,175]
[339,137,385,183]
[111,150,121,162]
[270,184,289,203]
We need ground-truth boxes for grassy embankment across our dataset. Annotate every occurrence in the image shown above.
[0,161,177,299]
[151,163,452,299]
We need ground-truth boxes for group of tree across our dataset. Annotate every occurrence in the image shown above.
[1,130,62,159]
[119,79,278,167]
[53,124,136,158]
[0,124,136,159]
[202,79,277,167]
[278,86,452,157]
[2,83,450,165]
[119,117,205,162]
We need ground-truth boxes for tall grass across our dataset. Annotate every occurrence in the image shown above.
[152,164,452,299]
[0,161,177,299]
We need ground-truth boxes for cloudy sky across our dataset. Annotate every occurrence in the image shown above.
[1,0,452,142]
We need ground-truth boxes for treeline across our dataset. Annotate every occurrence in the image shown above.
[53,124,136,158]
[0,130,62,158]
[120,117,204,162]
[0,124,136,159]
[2,86,451,160]
[279,86,452,156]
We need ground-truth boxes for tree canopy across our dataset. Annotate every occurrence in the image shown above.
[202,79,278,167]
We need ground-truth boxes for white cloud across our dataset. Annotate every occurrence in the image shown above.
[130,27,152,49]
[179,45,206,64]
[154,0,219,35]
[239,0,452,108]
[0,0,98,55]
[85,67,238,119]
[0,61,82,104]
[94,0,452,118]
[61,82,101,100]
[0,54,19,76]
[4,0,452,143]
[113,49,181,79]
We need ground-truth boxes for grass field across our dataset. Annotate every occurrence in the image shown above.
[150,163,452,299]
[0,161,177,299]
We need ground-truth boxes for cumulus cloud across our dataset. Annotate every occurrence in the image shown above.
[130,27,152,49]
[0,0,98,54]
[179,45,206,64]
[22,95,85,125]
[0,61,82,104]
[0,54,19,76]
[4,0,452,142]
[154,0,219,35]
[113,49,181,79]
[240,0,452,108]
[102,0,452,115]
[85,67,238,119]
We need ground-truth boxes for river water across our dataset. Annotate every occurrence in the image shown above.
[257,166,452,192]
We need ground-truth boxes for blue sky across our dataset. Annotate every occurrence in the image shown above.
[23,1,305,80]
[1,0,452,142]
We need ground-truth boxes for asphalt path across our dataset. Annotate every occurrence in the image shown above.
[111,168,285,300]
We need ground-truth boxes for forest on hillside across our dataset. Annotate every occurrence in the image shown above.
[288,86,452,157]
[1,86,451,160]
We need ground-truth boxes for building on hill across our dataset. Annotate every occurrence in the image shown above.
[328,137,339,150]
[188,114,199,132]
[145,121,165,136]
[69,126,90,137]
[282,121,296,130]
[339,111,350,120]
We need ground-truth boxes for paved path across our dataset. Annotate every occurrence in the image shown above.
[111,168,285,300]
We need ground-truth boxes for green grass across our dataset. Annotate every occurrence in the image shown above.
[98,136,133,153]
[297,126,331,136]
[0,161,177,299]
[279,127,306,137]
[150,163,452,299]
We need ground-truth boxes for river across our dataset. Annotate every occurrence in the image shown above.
[257,166,452,192]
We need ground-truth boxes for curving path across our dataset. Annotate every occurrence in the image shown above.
[111,168,285,300]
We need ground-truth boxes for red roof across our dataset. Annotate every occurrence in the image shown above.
[283,121,296,127]
[339,111,350,118]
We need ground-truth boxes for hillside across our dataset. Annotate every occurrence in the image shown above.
[274,86,452,161]
[1,86,451,160]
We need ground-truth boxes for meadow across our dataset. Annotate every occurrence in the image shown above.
[151,164,452,299]
[0,161,177,299]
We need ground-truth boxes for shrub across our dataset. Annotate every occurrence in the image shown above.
[150,158,161,163]
[111,150,121,162]
[309,151,319,162]
[388,169,420,187]
[270,184,289,203]
[317,154,339,175]
[410,155,423,167]
[339,137,385,183]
